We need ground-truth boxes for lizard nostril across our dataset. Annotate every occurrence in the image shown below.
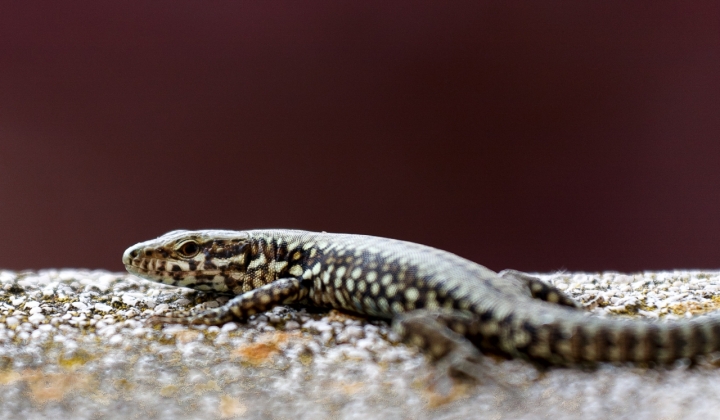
[122,246,141,266]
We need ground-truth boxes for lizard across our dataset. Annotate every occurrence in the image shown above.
[122,229,720,377]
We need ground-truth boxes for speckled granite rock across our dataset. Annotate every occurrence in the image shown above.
[1,269,720,419]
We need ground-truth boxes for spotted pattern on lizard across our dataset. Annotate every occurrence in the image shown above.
[122,229,720,373]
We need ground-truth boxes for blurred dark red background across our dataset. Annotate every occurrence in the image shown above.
[1,1,719,272]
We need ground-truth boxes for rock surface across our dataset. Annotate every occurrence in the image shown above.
[1,268,720,419]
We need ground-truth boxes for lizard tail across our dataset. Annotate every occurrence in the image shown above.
[495,302,720,365]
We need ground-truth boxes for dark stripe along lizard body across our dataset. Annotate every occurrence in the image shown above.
[122,229,720,372]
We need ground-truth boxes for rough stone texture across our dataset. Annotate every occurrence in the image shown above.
[1,269,720,419]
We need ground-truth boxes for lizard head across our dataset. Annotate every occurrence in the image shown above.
[122,229,252,292]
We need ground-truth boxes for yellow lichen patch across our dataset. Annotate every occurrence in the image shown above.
[114,378,134,394]
[219,395,247,418]
[194,380,221,395]
[338,381,364,395]
[159,384,179,397]
[233,341,278,365]
[272,331,293,345]
[58,349,94,370]
[232,331,296,365]
[669,300,720,316]
[421,380,472,409]
[174,329,202,344]
[298,352,313,366]
[21,370,96,403]
[326,309,364,323]
[0,370,21,385]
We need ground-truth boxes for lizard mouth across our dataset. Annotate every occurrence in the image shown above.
[124,263,229,293]
[124,263,222,281]
[123,263,158,279]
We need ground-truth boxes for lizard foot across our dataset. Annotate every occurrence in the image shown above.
[147,308,234,326]
[393,310,491,384]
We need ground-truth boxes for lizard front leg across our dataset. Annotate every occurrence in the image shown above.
[149,278,308,325]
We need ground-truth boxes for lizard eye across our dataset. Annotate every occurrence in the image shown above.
[177,241,200,258]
